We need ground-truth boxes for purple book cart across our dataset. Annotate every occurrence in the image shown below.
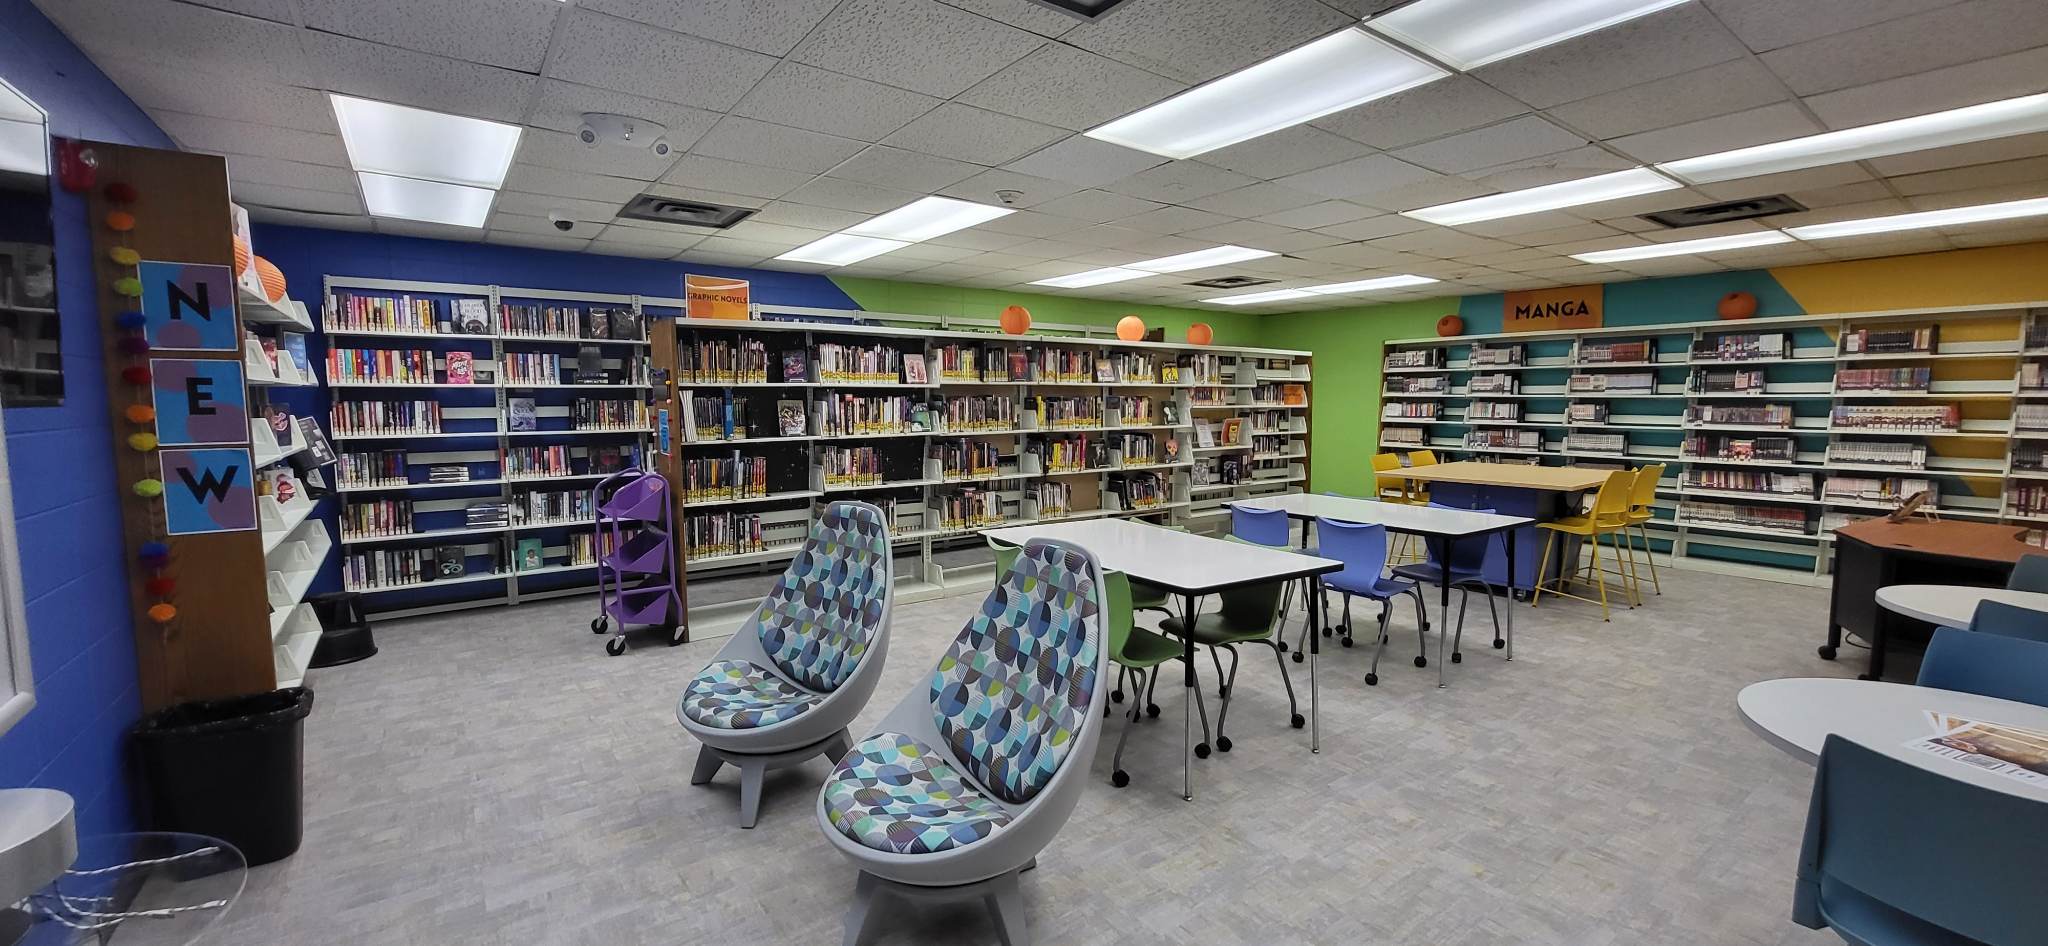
[588,468,685,655]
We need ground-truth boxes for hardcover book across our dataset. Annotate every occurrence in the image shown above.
[455,299,490,334]
[436,545,465,578]
[445,351,475,385]
[517,537,544,570]
[575,345,605,383]
[610,309,642,341]
[508,397,537,432]
[584,309,611,339]
[776,399,806,437]
[781,351,808,383]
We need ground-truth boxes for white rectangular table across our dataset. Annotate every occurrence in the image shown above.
[1231,493,1535,687]
[983,518,1342,802]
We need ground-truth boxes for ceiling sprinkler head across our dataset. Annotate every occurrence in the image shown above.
[995,189,1024,206]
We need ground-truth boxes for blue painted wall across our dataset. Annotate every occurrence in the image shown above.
[1455,270,1805,334]
[0,0,174,838]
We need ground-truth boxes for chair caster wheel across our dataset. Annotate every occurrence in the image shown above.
[1451,652,1462,664]
[1493,638,1505,650]
[1321,627,1333,637]
[1817,644,1837,660]
[1195,743,1211,759]
[1277,641,1288,653]
[1146,704,1160,718]
[1413,655,1427,668]
[1291,652,1304,663]
[668,624,686,646]
[1340,637,1354,648]
[1112,689,1125,703]
[1112,770,1130,788]
[590,617,608,634]
[1364,673,1379,686]
[1216,736,1232,752]
[605,637,626,656]
[1290,713,1304,729]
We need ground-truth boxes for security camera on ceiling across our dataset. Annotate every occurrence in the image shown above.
[577,113,671,157]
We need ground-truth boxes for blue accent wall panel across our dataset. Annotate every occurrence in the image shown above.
[0,0,174,838]
[1455,270,1808,336]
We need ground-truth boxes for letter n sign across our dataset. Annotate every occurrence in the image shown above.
[138,261,238,351]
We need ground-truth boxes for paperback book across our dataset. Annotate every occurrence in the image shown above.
[508,397,537,432]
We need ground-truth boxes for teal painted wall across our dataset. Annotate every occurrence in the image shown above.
[1455,270,1805,334]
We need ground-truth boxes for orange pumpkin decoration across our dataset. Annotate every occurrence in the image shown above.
[999,304,1031,335]
[1186,322,1214,345]
[1717,291,1758,320]
[1115,315,1145,341]
[253,256,287,302]
[232,235,252,277]
[1436,314,1464,337]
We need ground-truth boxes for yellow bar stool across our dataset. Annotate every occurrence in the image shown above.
[1623,463,1665,598]
[1531,469,1637,621]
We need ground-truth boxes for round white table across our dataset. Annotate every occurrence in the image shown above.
[1874,584,2048,628]
[1738,677,2048,801]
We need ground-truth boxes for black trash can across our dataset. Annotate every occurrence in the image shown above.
[131,688,315,866]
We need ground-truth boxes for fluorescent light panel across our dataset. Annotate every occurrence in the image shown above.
[776,233,911,266]
[845,196,1013,242]
[1029,267,1152,289]
[1086,28,1446,159]
[1572,231,1794,264]
[1127,245,1277,273]
[1405,168,1679,226]
[330,94,521,190]
[1786,196,2048,241]
[1660,92,2048,185]
[357,172,496,228]
[1366,0,1692,69]
[1205,274,1438,305]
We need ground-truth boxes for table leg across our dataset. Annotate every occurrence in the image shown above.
[1437,535,1453,689]
[1309,576,1321,754]
[1864,617,1887,682]
[1503,529,1516,661]
[1181,591,1198,802]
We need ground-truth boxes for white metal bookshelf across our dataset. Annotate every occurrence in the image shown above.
[240,280,332,687]
[1380,302,2048,585]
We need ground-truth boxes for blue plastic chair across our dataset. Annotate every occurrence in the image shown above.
[1793,734,2045,945]
[1967,599,2048,643]
[1229,504,1292,548]
[2007,553,2048,592]
[1310,518,1426,686]
[1917,627,2048,706]
[1392,503,1506,670]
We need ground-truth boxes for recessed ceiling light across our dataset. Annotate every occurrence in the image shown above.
[1086,27,1446,160]
[846,196,1013,243]
[357,172,497,228]
[1203,288,1320,306]
[1029,267,1153,289]
[1308,274,1440,293]
[1571,231,1795,263]
[776,233,910,266]
[1405,168,1680,226]
[1785,196,2048,241]
[330,94,522,190]
[1660,93,2048,185]
[1128,245,1277,273]
[1365,0,1692,70]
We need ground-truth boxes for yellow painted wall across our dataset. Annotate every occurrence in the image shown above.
[1772,242,2048,313]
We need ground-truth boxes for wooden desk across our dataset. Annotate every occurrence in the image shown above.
[1389,461,1615,590]
[1396,461,1610,492]
[1824,519,2039,681]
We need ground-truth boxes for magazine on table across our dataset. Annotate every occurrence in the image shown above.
[1904,712,2048,791]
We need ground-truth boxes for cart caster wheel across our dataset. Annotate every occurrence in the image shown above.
[1364,673,1379,686]
[1277,641,1288,653]
[605,637,626,656]
[1493,638,1505,650]
[1451,652,1463,664]
[1414,655,1428,668]
[1194,743,1211,759]
[1340,636,1353,648]
[1111,689,1125,703]
[1290,713,1305,729]
[590,618,608,635]
[668,624,687,647]
[1146,704,1161,718]
[1817,644,1837,660]
[1112,770,1130,788]
[1216,736,1232,753]
[1291,652,1304,663]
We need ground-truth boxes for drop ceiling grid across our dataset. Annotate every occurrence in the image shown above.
[30,0,2048,302]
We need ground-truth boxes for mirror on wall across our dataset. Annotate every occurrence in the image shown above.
[0,77,59,407]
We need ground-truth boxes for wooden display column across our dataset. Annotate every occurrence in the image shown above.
[648,317,691,633]
[86,142,275,709]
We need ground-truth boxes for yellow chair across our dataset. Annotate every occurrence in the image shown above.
[1372,452,1410,503]
[1623,463,1665,598]
[1531,469,1637,620]
[1402,450,1436,505]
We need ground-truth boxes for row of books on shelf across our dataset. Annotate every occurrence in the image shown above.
[1469,373,1516,394]
[328,292,463,335]
[512,489,593,524]
[1383,401,1439,419]
[1841,326,1935,355]
[337,444,639,489]
[1032,482,1074,517]
[1108,472,1167,509]
[2012,484,2048,516]
[1829,404,1960,431]
[499,304,642,341]
[1465,429,1540,450]
[333,400,442,436]
[1568,372,1657,393]
[2023,362,2048,392]
[1692,332,1790,362]
[1678,501,1813,535]
[1826,441,1927,468]
[1837,367,1931,392]
[328,347,439,385]
[1685,469,1811,494]
[1471,343,1523,365]
[1565,433,1626,454]
[1578,339,1654,364]
[1032,437,1108,472]
[1468,401,1519,420]
[930,440,1004,481]
[1687,404,1794,427]
[1385,349,1442,370]
[502,352,565,386]
[935,488,1007,530]
[343,532,604,590]
[1251,382,1308,405]
[1566,403,1606,423]
[819,445,897,488]
[1385,375,1447,394]
[569,398,649,430]
[1692,369,1768,394]
[2016,403,2048,431]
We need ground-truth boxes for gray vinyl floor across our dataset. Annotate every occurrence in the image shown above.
[210,565,1859,946]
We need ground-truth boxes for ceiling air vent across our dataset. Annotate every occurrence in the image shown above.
[1185,275,1277,289]
[1640,195,1807,230]
[1025,0,1137,21]
[617,193,755,229]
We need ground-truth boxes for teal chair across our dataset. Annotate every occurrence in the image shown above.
[1103,570,1209,788]
[1793,734,2045,944]
[1966,599,2048,643]
[2008,553,2048,592]
[1159,562,1302,755]
[1917,627,2048,706]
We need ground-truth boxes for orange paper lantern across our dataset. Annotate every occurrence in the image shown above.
[253,256,287,302]
[125,404,156,424]
[1436,314,1464,337]
[1186,322,1213,345]
[104,210,135,232]
[999,304,1031,335]
[1717,291,1758,320]
[147,603,177,624]
[232,235,252,277]
[1116,315,1145,341]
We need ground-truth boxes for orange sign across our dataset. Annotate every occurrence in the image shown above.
[1502,285,1603,334]
[685,274,751,320]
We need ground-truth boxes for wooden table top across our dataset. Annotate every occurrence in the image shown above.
[1392,461,1613,492]
[1834,517,2041,565]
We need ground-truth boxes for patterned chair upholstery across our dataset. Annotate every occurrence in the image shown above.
[677,502,893,828]
[817,538,1111,946]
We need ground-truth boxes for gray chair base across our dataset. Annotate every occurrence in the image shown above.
[691,728,851,828]
[842,862,1037,946]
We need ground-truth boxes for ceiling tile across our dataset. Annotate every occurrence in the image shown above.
[1347,176,1500,213]
[1186,182,1324,218]
[1254,200,1378,230]
[1312,214,1432,241]
[1606,103,1824,165]
[971,210,1090,238]
[789,0,1044,97]
[939,168,1086,208]
[1392,116,1586,175]
[231,181,364,216]
[244,205,372,231]
[732,61,940,142]
[1178,219,1298,246]
[303,32,537,124]
[778,177,927,214]
[1193,126,1377,180]
[1028,189,1167,223]
[35,0,313,85]
[683,249,774,266]
[1494,222,1629,248]
[1472,3,1749,109]
[924,228,1036,251]
[660,153,819,199]
[1248,230,1345,254]
[487,230,592,252]
[957,43,1185,131]
[1242,256,1354,277]
[176,0,295,20]
[881,103,1068,166]
[373,218,486,242]
[1114,206,1236,235]
[888,243,983,263]
[1544,59,1790,141]
[493,192,628,225]
[1295,242,1437,269]
[1703,0,1961,53]
[1889,156,2048,198]
[1463,147,1640,192]
[493,212,607,239]
[1274,153,1440,201]
[1693,164,1876,203]
[745,202,876,232]
[226,155,357,195]
[1949,224,2048,249]
[527,80,722,151]
[1062,0,1354,85]
[689,236,794,259]
[1059,225,1159,250]
[1800,45,2048,129]
[1758,0,2048,96]
[1455,208,1611,239]
[1371,228,1521,259]
[575,0,840,56]
[153,111,349,166]
[1906,182,2048,211]
[935,0,1079,38]
[691,116,866,174]
[552,10,778,111]
[1784,180,1899,208]
[1102,161,1258,204]
[585,239,682,259]
[302,0,558,72]
[1866,130,2048,176]
[1313,77,1528,151]
[501,165,648,204]
[516,128,682,182]
[825,145,986,192]
[100,63,334,134]
[637,185,769,211]
[1001,136,1168,188]
[718,221,836,248]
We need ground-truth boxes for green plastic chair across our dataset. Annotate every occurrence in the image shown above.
[1103,569,1209,789]
[1159,563,1303,755]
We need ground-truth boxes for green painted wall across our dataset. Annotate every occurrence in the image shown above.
[831,277,1264,346]
[1252,299,1447,497]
